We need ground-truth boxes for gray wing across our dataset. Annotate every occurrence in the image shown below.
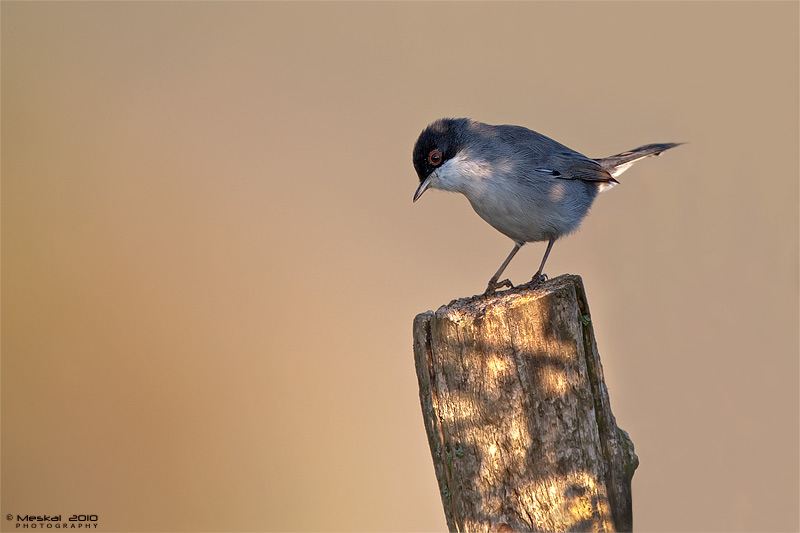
[500,125,618,185]
[555,157,618,185]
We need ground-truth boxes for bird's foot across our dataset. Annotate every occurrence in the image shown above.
[483,278,513,297]
[528,272,548,287]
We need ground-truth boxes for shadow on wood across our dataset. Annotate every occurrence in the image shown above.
[413,274,637,532]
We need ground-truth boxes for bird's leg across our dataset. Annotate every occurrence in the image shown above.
[529,238,555,285]
[483,242,523,296]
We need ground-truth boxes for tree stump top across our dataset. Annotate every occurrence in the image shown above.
[431,273,588,316]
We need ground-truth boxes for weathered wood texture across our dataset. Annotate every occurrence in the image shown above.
[413,274,637,532]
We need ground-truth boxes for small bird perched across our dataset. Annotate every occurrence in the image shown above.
[412,118,681,296]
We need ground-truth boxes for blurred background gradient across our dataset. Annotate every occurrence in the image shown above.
[2,2,798,531]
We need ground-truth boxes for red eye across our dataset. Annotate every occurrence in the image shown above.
[428,149,443,166]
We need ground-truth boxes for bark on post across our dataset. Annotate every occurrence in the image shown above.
[412,274,638,532]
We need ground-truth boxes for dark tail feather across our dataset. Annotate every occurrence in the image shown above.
[595,142,684,178]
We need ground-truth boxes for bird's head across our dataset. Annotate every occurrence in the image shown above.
[411,118,470,202]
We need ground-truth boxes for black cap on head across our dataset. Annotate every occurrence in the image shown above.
[412,118,467,182]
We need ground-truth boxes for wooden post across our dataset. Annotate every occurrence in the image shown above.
[412,274,638,532]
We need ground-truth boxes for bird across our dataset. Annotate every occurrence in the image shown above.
[412,118,681,296]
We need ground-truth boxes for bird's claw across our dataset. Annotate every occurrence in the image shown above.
[483,278,514,297]
[529,272,548,286]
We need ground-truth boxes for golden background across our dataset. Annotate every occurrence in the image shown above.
[2,2,797,531]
